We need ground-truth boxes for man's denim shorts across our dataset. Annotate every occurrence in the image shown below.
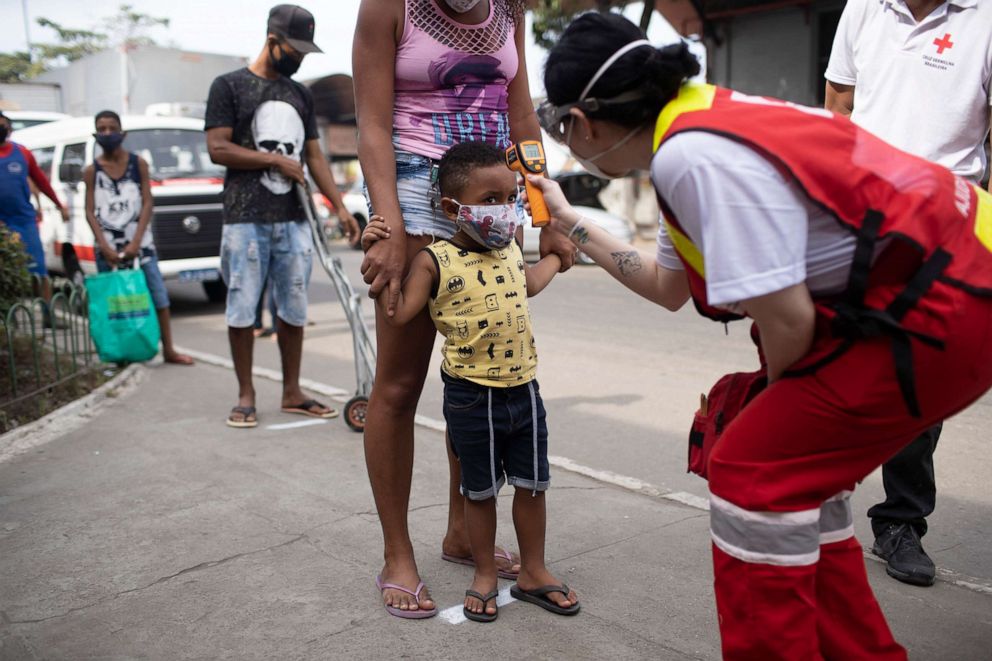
[363,149,458,239]
[220,221,313,328]
[442,370,550,501]
[96,251,170,310]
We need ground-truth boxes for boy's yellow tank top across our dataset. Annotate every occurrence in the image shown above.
[425,240,537,388]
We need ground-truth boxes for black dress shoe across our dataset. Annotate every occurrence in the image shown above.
[872,523,936,587]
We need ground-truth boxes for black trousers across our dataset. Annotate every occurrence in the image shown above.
[867,422,941,538]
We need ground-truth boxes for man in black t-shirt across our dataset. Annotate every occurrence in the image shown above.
[206,4,358,428]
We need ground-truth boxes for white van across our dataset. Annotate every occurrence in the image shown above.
[15,115,227,301]
[4,110,71,132]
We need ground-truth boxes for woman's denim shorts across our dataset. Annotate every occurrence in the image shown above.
[363,149,458,240]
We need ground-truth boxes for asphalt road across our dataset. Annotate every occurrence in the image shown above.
[166,240,992,593]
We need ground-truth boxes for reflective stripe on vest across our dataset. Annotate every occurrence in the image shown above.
[973,185,992,253]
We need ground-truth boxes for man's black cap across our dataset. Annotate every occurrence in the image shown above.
[268,5,322,54]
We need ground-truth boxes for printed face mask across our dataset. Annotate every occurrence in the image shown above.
[442,0,483,11]
[453,202,517,250]
[95,132,125,153]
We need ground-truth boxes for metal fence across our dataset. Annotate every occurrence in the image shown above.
[1,279,100,417]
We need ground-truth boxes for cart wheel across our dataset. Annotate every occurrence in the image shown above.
[344,396,369,432]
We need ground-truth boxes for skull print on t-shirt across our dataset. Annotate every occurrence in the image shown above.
[204,67,319,224]
[252,100,305,196]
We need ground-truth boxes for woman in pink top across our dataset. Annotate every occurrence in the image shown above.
[353,0,575,619]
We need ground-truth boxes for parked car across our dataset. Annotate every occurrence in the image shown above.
[343,185,370,232]
[307,180,369,249]
[521,172,634,264]
[16,115,228,301]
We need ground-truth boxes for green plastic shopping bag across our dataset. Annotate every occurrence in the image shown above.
[85,259,161,363]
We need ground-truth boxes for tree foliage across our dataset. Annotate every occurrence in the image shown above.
[531,0,657,50]
[0,52,40,84]
[0,225,32,315]
[103,5,170,49]
[0,5,169,83]
[32,18,109,68]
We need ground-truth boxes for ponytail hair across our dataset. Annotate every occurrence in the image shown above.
[544,12,700,128]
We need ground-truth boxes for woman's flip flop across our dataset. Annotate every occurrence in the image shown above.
[463,589,499,623]
[510,583,580,616]
[441,548,520,579]
[281,399,339,419]
[375,575,437,619]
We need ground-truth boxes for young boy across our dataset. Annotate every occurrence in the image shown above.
[362,142,580,622]
[83,110,192,365]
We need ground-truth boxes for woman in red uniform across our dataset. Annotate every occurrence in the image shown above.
[530,13,992,660]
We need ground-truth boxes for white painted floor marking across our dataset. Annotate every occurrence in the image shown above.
[437,585,517,624]
[266,419,329,431]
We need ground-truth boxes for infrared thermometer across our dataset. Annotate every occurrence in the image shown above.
[505,141,550,227]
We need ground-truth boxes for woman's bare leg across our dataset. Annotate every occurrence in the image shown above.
[364,234,437,612]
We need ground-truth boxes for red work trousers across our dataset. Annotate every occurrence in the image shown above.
[707,282,992,660]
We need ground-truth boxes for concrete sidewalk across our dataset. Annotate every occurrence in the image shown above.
[0,362,989,660]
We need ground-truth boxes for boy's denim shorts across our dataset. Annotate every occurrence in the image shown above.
[442,370,550,501]
[220,221,312,328]
[363,149,458,239]
[96,251,170,310]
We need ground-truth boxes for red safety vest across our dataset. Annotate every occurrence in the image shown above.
[653,84,992,415]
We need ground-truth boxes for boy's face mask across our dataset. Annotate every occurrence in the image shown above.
[95,132,125,153]
[452,201,518,250]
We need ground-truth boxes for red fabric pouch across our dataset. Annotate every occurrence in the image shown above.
[688,370,767,480]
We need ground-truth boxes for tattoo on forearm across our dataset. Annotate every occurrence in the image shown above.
[611,251,643,277]
[572,226,591,245]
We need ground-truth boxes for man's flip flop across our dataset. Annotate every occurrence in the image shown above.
[281,399,339,419]
[375,575,437,619]
[441,548,520,579]
[510,584,580,616]
[463,589,499,623]
[226,406,257,428]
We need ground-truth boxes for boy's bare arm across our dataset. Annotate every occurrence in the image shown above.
[523,253,562,297]
[379,250,438,325]
[125,157,154,257]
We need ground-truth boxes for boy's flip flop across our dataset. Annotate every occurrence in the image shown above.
[510,584,580,616]
[441,548,520,579]
[281,399,339,419]
[375,575,437,619]
[226,406,257,428]
[463,589,499,623]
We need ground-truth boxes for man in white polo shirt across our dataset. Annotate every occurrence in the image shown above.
[824,0,992,588]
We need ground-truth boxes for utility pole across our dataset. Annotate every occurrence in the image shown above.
[21,0,32,58]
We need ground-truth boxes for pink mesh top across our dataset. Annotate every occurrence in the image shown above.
[393,0,520,160]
